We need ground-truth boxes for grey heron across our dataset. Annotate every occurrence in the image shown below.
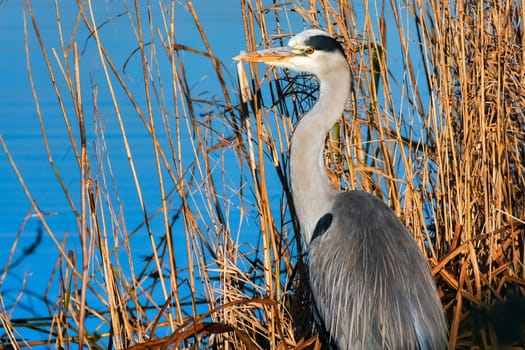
[235,29,448,349]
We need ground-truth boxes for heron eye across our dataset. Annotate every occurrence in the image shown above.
[305,47,315,54]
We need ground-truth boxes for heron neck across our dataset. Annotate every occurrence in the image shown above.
[290,69,351,243]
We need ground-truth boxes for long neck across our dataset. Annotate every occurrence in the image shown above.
[290,69,351,243]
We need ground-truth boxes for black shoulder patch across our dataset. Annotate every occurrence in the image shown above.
[310,213,333,244]
[304,35,345,57]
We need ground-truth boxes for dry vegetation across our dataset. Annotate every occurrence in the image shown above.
[1,0,524,349]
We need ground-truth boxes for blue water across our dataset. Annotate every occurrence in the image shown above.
[0,0,251,335]
[0,2,323,346]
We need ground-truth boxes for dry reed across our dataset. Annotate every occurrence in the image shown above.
[1,0,524,349]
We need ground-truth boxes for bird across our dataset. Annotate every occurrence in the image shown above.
[235,29,448,349]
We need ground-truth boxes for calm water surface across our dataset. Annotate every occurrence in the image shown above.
[0,0,249,312]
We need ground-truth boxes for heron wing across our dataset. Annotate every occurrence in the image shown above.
[308,190,447,350]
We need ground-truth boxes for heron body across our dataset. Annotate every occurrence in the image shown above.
[235,29,448,349]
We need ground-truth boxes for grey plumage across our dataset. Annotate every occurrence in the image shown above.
[235,29,448,350]
[309,191,446,349]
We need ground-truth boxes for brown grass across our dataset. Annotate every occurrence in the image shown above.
[1,0,524,349]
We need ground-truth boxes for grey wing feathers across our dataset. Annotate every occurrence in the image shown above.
[308,190,448,350]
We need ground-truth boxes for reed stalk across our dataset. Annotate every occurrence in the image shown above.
[1,0,524,348]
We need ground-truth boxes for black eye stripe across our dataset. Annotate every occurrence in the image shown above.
[303,35,345,57]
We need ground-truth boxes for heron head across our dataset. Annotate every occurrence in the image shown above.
[234,29,348,78]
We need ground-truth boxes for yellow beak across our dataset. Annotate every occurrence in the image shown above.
[233,47,295,63]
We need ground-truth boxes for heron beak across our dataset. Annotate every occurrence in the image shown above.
[234,47,295,63]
